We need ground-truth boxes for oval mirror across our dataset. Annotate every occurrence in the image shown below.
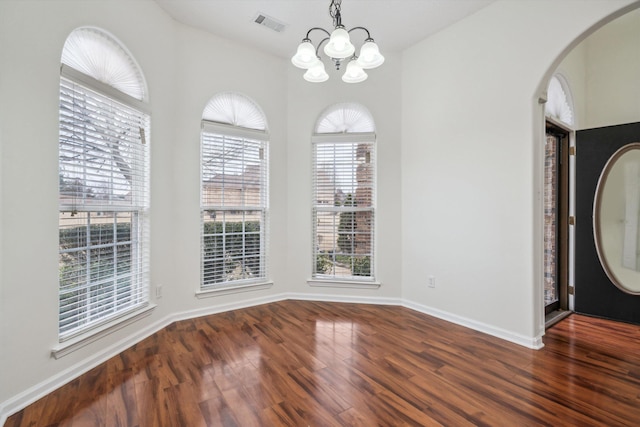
[594,142,640,294]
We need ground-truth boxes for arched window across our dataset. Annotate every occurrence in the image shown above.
[58,27,150,341]
[201,93,269,290]
[545,74,575,126]
[312,103,376,281]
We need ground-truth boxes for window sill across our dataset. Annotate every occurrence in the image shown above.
[307,279,381,289]
[196,281,274,298]
[51,303,157,359]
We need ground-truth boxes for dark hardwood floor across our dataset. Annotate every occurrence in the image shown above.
[5,300,640,426]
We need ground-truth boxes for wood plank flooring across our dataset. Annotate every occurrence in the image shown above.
[5,300,640,426]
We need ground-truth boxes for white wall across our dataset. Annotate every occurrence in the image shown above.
[583,8,640,128]
[401,0,638,346]
[554,8,640,130]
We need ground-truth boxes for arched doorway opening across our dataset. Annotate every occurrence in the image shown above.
[537,4,640,330]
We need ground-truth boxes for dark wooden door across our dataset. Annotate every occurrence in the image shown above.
[575,122,640,324]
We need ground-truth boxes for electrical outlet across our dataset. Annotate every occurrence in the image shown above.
[155,285,163,299]
[428,276,436,288]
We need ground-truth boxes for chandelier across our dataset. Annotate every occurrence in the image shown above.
[291,0,384,83]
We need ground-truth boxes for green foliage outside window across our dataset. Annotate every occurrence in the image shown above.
[315,254,371,277]
[58,221,134,333]
[202,220,262,285]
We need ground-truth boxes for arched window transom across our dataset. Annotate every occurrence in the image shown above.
[546,74,574,126]
[315,102,375,134]
[203,92,268,131]
[61,27,146,101]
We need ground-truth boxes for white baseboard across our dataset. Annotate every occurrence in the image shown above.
[402,299,545,350]
[174,292,288,322]
[287,291,403,306]
[0,293,542,424]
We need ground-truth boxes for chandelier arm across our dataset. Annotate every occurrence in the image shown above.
[305,27,332,40]
[347,26,372,40]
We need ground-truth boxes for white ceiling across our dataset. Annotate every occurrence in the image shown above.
[154,0,496,59]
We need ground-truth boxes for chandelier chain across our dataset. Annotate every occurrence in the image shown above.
[329,0,343,27]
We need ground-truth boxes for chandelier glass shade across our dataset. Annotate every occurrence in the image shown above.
[291,0,384,83]
[323,27,355,59]
[356,41,384,69]
[304,60,330,82]
[291,41,318,68]
[342,60,367,83]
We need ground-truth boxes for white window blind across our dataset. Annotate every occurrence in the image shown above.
[312,135,375,280]
[201,122,268,288]
[58,75,150,340]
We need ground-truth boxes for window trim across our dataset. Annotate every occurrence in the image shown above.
[51,303,156,359]
[196,281,274,298]
[61,64,149,113]
[307,279,381,289]
[202,120,268,142]
[312,132,376,144]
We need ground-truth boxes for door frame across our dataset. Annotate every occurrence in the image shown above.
[544,117,574,326]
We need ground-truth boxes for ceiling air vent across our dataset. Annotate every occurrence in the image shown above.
[254,13,287,33]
